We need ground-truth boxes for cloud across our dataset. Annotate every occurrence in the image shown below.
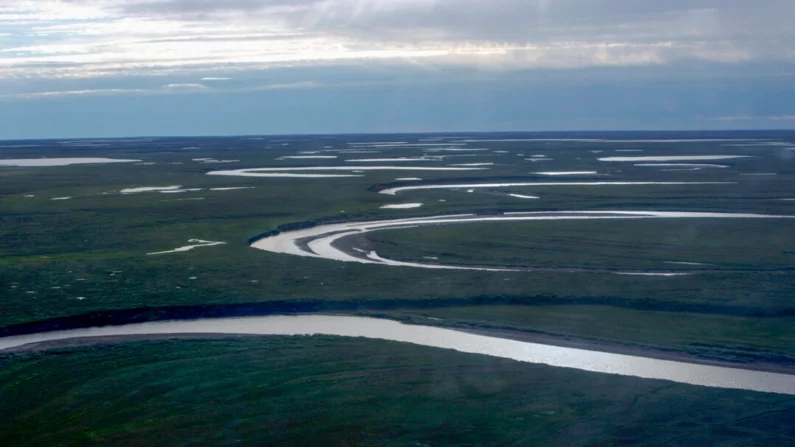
[0,0,793,82]
[0,88,148,99]
[201,77,232,81]
[163,83,208,90]
[253,81,322,90]
[0,79,325,100]
[119,0,314,16]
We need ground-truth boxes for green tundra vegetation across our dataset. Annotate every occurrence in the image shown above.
[1,337,794,447]
[1,133,793,445]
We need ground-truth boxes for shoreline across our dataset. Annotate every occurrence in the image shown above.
[452,325,795,375]
[2,315,793,377]
[333,232,795,275]
[264,211,795,276]
[4,299,792,340]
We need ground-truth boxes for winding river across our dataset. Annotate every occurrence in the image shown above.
[251,211,795,274]
[1,315,792,395]
[377,181,734,195]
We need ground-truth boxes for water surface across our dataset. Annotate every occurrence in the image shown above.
[0,315,792,395]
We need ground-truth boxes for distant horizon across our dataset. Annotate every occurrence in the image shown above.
[3,2,794,140]
[3,128,795,143]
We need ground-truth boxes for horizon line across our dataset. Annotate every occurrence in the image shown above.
[2,128,795,143]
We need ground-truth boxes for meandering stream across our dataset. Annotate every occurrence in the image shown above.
[1,315,793,395]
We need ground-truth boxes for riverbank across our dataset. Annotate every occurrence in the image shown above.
[4,335,793,446]
[457,325,795,375]
[3,312,793,378]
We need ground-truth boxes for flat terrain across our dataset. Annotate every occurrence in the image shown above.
[367,219,795,271]
[1,134,793,329]
[374,305,795,369]
[1,132,794,444]
[2,337,794,447]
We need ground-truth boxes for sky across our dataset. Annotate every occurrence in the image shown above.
[1,0,795,139]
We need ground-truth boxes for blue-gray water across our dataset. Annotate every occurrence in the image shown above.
[1,315,793,395]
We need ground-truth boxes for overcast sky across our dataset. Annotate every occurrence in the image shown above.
[1,0,794,138]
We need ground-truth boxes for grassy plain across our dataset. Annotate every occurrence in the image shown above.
[1,133,794,356]
[374,305,795,368]
[366,219,795,271]
[1,132,794,444]
[2,337,794,446]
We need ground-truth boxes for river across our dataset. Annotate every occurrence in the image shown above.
[1,315,792,395]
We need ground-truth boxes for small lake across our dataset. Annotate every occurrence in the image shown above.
[1,315,793,395]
